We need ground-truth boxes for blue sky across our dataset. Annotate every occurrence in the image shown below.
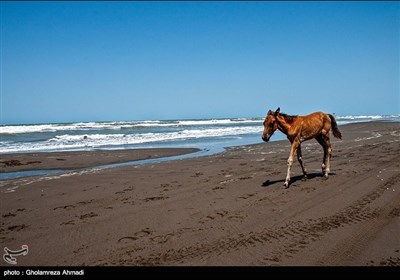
[1,1,399,124]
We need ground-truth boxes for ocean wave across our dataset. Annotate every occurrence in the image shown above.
[336,115,395,120]
[0,126,263,153]
[0,118,261,134]
[0,122,143,134]
[176,119,261,126]
[335,114,400,125]
[1,115,398,153]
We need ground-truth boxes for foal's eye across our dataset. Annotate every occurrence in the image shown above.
[270,122,275,127]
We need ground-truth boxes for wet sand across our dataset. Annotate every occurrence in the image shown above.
[0,121,399,266]
[0,148,200,172]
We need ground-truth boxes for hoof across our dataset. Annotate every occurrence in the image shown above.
[283,182,289,189]
[301,175,308,182]
[323,174,329,180]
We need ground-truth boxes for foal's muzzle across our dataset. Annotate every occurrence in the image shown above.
[262,135,270,142]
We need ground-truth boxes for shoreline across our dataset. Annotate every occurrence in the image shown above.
[0,148,200,174]
[1,120,397,176]
[0,121,399,266]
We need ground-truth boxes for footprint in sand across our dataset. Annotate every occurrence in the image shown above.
[73,245,89,254]
[123,186,135,192]
[118,229,152,243]
[60,220,75,226]
[227,215,244,222]
[143,196,168,202]
[77,199,94,205]
[200,210,229,223]
[237,193,256,200]
[79,212,98,220]
[8,224,28,231]
[160,183,171,191]
[191,172,204,178]
[150,233,175,244]
[2,213,16,218]
[53,205,75,210]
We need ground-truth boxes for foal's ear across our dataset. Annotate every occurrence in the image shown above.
[267,110,273,115]
[274,107,280,116]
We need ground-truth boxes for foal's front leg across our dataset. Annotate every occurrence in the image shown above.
[284,140,300,188]
[297,144,307,180]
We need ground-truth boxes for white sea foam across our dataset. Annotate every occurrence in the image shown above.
[0,122,138,134]
[336,115,386,120]
[0,126,263,153]
[176,119,261,126]
[1,115,398,153]
[0,118,261,134]
[1,124,59,134]
[335,114,400,125]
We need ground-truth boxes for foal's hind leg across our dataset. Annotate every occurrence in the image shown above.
[323,134,332,178]
[316,134,328,177]
[297,144,307,180]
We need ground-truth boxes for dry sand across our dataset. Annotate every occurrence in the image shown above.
[0,121,399,266]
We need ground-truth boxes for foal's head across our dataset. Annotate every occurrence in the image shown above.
[262,107,280,142]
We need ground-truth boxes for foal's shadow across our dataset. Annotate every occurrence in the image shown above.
[262,172,336,187]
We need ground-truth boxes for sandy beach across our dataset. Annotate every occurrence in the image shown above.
[0,121,399,266]
[0,148,200,173]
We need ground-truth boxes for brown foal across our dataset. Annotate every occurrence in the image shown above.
[262,107,342,188]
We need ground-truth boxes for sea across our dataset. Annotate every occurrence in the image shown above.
[1,114,399,155]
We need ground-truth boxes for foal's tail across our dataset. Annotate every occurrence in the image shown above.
[328,114,342,139]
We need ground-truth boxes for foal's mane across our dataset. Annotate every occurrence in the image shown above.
[279,113,298,124]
